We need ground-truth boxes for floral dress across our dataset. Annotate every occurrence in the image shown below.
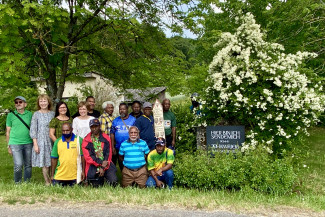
[49,117,72,139]
[30,111,55,167]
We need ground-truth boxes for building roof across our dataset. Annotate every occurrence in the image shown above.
[124,87,166,103]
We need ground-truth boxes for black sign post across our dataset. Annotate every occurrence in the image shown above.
[206,126,245,156]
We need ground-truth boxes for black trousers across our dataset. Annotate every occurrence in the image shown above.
[166,134,175,155]
[112,148,124,171]
[52,179,76,187]
[166,134,173,147]
[87,163,118,187]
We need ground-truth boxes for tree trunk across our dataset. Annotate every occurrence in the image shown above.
[39,44,58,102]
[46,67,58,102]
[55,53,70,103]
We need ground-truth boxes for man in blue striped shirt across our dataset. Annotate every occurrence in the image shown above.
[119,126,150,188]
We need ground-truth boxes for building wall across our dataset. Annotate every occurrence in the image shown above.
[35,73,164,117]
[35,73,124,116]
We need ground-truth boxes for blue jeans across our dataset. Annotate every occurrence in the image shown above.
[146,169,174,189]
[10,144,33,183]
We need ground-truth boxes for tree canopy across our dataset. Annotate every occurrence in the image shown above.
[0,0,187,106]
[0,0,324,108]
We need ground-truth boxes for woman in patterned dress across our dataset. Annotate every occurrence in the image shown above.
[49,101,72,142]
[30,94,55,185]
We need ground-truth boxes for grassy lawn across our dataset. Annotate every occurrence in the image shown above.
[0,128,325,214]
[300,127,325,195]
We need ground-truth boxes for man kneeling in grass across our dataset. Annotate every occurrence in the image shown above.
[146,138,174,189]
[82,118,118,187]
[51,123,85,186]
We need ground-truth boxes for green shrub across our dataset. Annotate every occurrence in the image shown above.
[174,150,297,194]
[172,103,197,154]
[318,113,325,126]
[0,114,6,135]
[64,97,79,116]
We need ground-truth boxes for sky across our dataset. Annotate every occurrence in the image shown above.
[60,1,223,39]
[164,28,197,39]
[163,2,223,39]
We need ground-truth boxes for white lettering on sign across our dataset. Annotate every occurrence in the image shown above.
[211,131,241,140]
[211,144,240,149]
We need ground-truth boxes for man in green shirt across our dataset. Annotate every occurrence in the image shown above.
[146,138,175,189]
[6,96,33,183]
[162,99,176,151]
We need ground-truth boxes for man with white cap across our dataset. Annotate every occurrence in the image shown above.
[135,102,155,150]
[6,96,33,183]
[146,138,175,189]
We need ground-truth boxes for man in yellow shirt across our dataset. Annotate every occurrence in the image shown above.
[51,123,85,186]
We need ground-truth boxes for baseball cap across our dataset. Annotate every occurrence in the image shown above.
[89,118,100,127]
[14,96,26,102]
[155,138,166,146]
[143,102,152,109]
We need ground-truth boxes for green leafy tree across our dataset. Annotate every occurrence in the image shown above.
[181,0,324,97]
[265,0,325,74]
[187,0,324,73]
[0,0,186,105]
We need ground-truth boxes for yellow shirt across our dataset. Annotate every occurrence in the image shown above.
[147,148,174,172]
[51,134,83,180]
[99,113,115,135]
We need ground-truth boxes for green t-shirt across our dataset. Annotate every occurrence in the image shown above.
[163,110,176,136]
[147,148,174,171]
[6,110,33,145]
[49,117,73,139]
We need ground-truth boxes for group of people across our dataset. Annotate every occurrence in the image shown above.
[6,94,177,189]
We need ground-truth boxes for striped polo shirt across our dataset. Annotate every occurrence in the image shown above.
[119,139,150,169]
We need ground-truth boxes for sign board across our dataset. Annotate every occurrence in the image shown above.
[206,126,245,154]
[153,99,165,139]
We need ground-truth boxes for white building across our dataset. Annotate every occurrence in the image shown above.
[33,72,166,112]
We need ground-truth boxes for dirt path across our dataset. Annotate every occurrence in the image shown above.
[0,201,324,217]
[0,202,248,217]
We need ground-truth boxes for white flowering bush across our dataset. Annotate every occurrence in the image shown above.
[197,13,325,155]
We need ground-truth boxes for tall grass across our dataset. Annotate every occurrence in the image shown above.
[300,127,325,195]
[0,128,325,212]
[0,182,324,211]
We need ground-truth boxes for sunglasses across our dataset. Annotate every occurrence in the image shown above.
[15,101,24,104]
